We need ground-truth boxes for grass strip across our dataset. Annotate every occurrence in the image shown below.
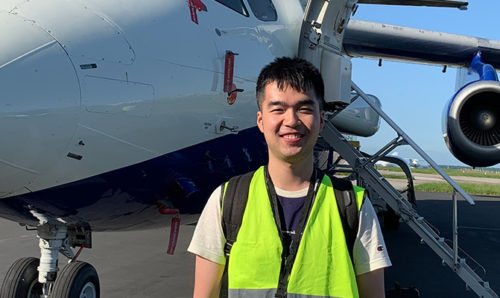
[382,174,408,179]
[415,183,500,196]
[376,166,500,179]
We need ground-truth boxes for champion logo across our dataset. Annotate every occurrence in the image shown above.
[377,245,384,252]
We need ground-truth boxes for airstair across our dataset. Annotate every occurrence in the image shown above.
[321,83,498,298]
[298,0,499,297]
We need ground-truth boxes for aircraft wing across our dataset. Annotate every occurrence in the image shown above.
[342,19,500,69]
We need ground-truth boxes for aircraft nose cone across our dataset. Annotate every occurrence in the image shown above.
[0,11,80,198]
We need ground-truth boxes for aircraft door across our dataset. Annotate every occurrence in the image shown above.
[208,0,299,132]
[298,0,357,104]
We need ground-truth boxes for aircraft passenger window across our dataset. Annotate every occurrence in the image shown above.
[247,0,277,21]
[215,0,249,17]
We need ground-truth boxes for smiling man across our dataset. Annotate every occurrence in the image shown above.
[188,57,391,298]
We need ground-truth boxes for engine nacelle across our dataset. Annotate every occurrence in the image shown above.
[330,94,381,137]
[443,80,500,167]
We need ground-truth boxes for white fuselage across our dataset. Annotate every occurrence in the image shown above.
[0,0,304,198]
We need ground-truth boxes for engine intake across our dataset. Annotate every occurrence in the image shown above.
[444,80,500,167]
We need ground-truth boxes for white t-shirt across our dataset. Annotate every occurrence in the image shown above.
[188,185,391,275]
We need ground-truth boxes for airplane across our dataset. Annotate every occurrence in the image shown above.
[0,0,499,297]
[374,152,419,168]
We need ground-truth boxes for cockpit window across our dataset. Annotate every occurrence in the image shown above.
[247,0,277,21]
[215,0,249,17]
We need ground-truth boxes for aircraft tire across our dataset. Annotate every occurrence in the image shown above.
[51,261,100,298]
[0,257,42,298]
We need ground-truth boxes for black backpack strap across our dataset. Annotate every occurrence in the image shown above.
[219,170,255,298]
[329,176,361,265]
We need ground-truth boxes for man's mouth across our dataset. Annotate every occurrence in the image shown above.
[281,133,303,140]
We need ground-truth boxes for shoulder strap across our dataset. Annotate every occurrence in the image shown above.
[219,170,255,298]
[329,175,360,264]
[220,170,255,252]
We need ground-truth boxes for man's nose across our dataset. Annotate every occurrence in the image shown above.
[283,109,300,127]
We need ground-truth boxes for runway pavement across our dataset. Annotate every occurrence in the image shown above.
[1,192,499,297]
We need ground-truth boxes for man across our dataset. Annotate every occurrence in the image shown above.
[188,57,391,298]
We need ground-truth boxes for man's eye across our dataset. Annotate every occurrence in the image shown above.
[270,108,284,113]
[300,107,313,112]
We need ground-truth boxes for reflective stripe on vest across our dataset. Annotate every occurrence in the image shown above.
[228,288,346,297]
[226,166,364,298]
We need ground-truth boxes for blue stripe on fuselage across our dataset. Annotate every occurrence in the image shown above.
[0,127,267,231]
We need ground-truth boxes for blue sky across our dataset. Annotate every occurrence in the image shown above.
[348,1,499,167]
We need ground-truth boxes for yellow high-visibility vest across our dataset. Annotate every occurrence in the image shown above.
[225,166,364,298]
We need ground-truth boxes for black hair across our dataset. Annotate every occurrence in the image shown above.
[256,57,325,110]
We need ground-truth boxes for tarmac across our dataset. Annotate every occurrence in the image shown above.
[1,191,499,298]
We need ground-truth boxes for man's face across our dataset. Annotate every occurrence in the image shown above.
[257,81,324,165]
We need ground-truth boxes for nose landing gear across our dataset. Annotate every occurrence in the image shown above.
[0,223,98,298]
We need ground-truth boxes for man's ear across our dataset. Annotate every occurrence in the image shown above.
[257,111,264,133]
[319,110,325,131]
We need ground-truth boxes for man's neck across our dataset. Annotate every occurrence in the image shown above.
[267,156,314,191]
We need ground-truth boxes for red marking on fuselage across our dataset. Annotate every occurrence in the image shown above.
[187,0,207,24]
[224,52,235,92]
[227,83,237,105]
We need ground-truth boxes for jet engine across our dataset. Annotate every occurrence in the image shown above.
[329,94,381,137]
[443,79,500,167]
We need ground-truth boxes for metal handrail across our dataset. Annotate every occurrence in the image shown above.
[350,81,475,205]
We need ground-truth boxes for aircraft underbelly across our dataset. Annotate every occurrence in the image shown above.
[0,127,266,231]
